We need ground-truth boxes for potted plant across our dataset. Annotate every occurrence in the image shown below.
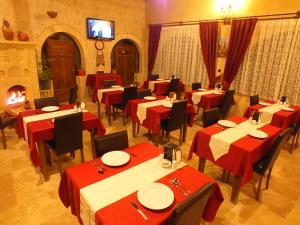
[37,62,52,90]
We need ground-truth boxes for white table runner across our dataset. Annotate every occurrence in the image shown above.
[136,99,168,123]
[209,120,265,160]
[97,87,124,102]
[191,90,215,105]
[23,109,77,141]
[148,80,170,92]
[80,156,184,225]
[259,103,281,124]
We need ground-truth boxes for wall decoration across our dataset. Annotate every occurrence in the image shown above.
[17,31,29,41]
[2,19,14,40]
[217,36,229,58]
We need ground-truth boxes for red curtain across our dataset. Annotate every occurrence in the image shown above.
[199,21,218,88]
[148,25,162,78]
[222,18,258,90]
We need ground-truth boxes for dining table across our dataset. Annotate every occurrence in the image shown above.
[188,116,281,203]
[59,141,224,225]
[17,104,106,181]
[125,96,196,145]
[143,80,185,96]
[244,102,300,130]
[184,89,224,110]
[86,73,122,102]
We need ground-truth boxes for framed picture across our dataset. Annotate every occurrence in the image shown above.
[217,37,229,58]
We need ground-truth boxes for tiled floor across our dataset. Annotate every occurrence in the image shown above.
[0,98,299,225]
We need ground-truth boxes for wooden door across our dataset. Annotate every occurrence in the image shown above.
[46,40,75,102]
[116,45,136,84]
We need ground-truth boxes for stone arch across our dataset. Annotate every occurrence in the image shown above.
[36,24,91,71]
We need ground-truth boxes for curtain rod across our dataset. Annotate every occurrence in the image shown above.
[149,11,300,27]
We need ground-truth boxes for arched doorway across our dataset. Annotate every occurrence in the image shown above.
[41,32,82,102]
[111,39,139,84]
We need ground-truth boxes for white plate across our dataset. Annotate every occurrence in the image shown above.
[198,88,207,91]
[101,151,130,167]
[137,183,174,210]
[259,102,271,106]
[41,106,59,112]
[248,130,268,139]
[162,102,173,108]
[144,96,157,101]
[213,91,223,95]
[281,106,295,112]
[218,120,237,128]
[111,85,122,88]
[157,78,164,81]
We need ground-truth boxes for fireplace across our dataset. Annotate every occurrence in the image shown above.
[7,85,26,105]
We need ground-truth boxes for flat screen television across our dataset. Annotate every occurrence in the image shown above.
[86,18,115,40]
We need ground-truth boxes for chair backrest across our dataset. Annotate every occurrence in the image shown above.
[103,79,116,88]
[94,130,129,157]
[54,112,83,155]
[192,83,201,91]
[166,183,214,225]
[149,74,159,81]
[137,89,152,98]
[250,94,259,106]
[254,128,292,175]
[219,90,235,119]
[203,108,220,128]
[168,79,180,93]
[123,86,138,106]
[168,100,188,131]
[34,97,59,109]
[69,86,78,104]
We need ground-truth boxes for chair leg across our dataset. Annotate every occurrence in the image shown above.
[197,106,200,114]
[266,167,273,189]
[179,128,182,145]
[256,176,263,201]
[70,151,75,159]
[1,129,7,149]
[166,132,170,141]
[122,112,126,126]
[56,155,63,177]
[137,124,140,134]
[290,135,296,153]
[80,148,85,163]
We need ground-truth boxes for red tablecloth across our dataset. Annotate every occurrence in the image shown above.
[125,96,196,134]
[184,90,224,109]
[17,106,106,167]
[59,142,223,224]
[188,116,281,186]
[244,104,300,130]
[143,81,185,96]
[100,90,123,107]
[87,73,122,102]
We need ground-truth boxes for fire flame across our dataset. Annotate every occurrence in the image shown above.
[7,91,26,105]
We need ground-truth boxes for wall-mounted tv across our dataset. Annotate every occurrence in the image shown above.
[86,18,115,40]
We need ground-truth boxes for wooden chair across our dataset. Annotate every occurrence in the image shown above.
[166,183,214,225]
[94,130,129,157]
[290,121,300,153]
[250,94,259,106]
[137,89,152,98]
[103,79,116,88]
[219,90,235,119]
[0,114,17,149]
[149,74,159,81]
[203,108,220,128]
[253,128,292,201]
[69,85,78,104]
[45,112,84,176]
[34,97,59,109]
[192,82,201,91]
[161,100,188,145]
[113,86,138,125]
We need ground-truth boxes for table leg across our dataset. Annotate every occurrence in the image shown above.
[90,129,96,159]
[132,121,136,138]
[107,106,112,125]
[182,115,188,142]
[97,101,101,118]
[153,133,160,146]
[198,157,206,172]
[37,141,49,181]
[231,175,242,204]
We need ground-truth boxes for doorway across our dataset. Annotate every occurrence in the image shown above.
[111,39,139,84]
[41,33,81,102]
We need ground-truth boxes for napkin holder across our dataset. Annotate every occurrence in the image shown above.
[280,96,287,104]
[252,111,262,124]
[163,143,182,164]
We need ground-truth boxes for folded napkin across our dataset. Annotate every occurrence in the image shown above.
[259,103,281,124]
[136,99,167,123]
[97,87,124,102]
[148,80,170,92]
[191,90,215,105]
